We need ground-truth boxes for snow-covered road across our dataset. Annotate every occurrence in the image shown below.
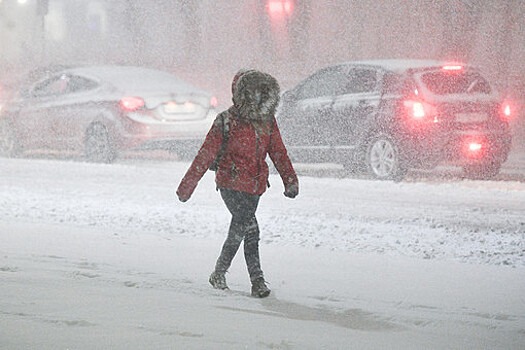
[1,157,524,349]
[1,157,524,267]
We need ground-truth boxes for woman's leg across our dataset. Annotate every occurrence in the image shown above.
[214,189,261,278]
[243,216,263,282]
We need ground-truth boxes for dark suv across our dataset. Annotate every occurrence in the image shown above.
[277,59,512,180]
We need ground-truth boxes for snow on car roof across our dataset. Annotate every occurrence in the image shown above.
[341,59,469,73]
[64,65,208,95]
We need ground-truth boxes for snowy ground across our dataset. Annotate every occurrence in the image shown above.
[1,155,524,349]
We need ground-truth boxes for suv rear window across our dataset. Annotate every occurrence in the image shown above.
[420,70,492,95]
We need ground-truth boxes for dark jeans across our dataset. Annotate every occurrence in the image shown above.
[215,189,263,282]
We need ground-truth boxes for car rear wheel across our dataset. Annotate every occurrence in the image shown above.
[0,120,20,157]
[366,134,407,181]
[462,161,501,180]
[85,123,115,163]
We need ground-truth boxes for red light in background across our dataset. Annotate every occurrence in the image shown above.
[442,64,463,71]
[466,141,483,159]
[502,102,512,118]
[468,142,482,152]
[463,137,486,159]
[404,100,437,121]
[210,96,218,108]
[499,100,517,121]
[119,96,145,112]
[267,0,294,17]
[411,101,426,119]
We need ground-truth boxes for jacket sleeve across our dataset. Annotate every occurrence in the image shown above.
[268,118,298,188]
[176,116,223,200]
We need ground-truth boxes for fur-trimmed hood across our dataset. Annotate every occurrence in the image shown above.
[231,70,280,122]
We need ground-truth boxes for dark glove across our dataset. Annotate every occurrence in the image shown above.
[284,183,298,199]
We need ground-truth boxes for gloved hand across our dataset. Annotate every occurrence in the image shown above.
[284,183,298,199]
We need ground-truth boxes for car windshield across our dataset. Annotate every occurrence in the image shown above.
[419,70,492,95]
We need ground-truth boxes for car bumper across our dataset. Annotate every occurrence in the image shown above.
[403,130,512,168]
[115,109,216,150]
[443,131,512,165]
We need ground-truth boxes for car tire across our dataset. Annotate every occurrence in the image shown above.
[462,161,501,180]
[366,133,407,181]
[85,123,115,163]
[0,120,20,158]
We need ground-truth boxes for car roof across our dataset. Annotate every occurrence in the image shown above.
[339,59,469,74]
[60,65,208,95]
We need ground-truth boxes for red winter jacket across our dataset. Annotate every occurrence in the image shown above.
[177,106,298,199]
[178,70,298,200]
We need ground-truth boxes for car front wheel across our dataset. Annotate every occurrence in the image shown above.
[85,123,115,163]
[366,134,406,181]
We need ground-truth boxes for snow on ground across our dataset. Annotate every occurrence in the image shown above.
[1,157,524,349]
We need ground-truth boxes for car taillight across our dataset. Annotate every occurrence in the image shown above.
[442,64,463,71]
[403,100,437,121]
[119,96,145,112]
[210,96,218,108]
[501,101,512,120]
[463,137,486,159]
[468,142,482,152]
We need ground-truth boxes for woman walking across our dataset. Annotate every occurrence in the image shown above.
[176,69,298,298]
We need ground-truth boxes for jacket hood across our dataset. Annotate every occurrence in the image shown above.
[232,70,280,122]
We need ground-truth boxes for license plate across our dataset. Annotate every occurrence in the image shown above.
[163,101,195,114]
[456,112,487,123]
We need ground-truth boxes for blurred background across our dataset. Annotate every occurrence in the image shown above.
[1,0,524,144]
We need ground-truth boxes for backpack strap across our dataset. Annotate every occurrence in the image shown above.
[209,111,231,171]
[222,110,231,139]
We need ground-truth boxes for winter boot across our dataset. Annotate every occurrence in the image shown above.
[251,277,271,298]
[209,271,228,290]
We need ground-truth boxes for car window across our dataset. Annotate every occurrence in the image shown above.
[31,74,97,97]
[296,67,347,99]
[420,70,492,95]
[381,72,403,94]
[31,74,70,97]
[67,75,98,93]
[343,68,378,94]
